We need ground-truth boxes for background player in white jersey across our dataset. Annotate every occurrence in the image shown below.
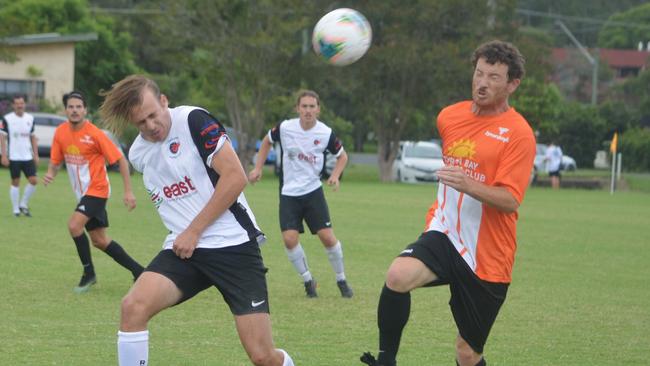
[249,90,353,299]
[100,75,294,366]
[0,95,38,217]
[361,41,536,366]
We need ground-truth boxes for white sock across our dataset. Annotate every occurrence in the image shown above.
[10,186,20,213]
[117,330,149,366]
[278,349,294,366]
[20,183,36,208]
[285,244,312,282]
[326,241,346,282]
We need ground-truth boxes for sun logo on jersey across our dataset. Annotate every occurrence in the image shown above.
[446,139,476,159]
[66,145,81,155]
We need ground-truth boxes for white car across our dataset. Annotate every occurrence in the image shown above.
[392,141,445,183]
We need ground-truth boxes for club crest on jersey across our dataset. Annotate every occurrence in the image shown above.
[200,121,224,150]
[314,139,320,145]
[80,134,94,145]
[168,137,181,157]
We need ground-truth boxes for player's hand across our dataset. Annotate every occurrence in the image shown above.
[436,166,473,193]
[0,156,8,167]
[248,168,262,184]
[327,176,340,191]
[123,191,136,211]
[173,229,200,259]
[42,173,54,186]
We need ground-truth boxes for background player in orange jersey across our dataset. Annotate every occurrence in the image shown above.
[43,91,144,293]
[362,41,536,366]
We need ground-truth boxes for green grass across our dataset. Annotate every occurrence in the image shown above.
[1,164,649,365]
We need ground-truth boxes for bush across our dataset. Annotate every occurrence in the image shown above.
[619,128,650,172]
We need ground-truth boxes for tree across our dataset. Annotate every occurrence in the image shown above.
[0,0,138,109]
[598,3,650,49]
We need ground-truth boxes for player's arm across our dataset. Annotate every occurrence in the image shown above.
[30,133,39,165]
[327,149,347,191]
[117,156,136,211]
[173,140,246,259]
[248,133,273,183]
[437,166,519,213]
[43,162,62,186]
[0,132,7,167]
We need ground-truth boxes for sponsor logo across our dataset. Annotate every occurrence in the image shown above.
[80,135,94,145]
[168,137,180,157]
[484,130,510,143]
[147,187,163,209]
[325,221,331,227]
[498,127,509,135]
[251,300,266,307]
[200,122,224,150]
[77,205,85,211]
[163,176,197,199]
[401,249,414,254]
[297,152,317,165]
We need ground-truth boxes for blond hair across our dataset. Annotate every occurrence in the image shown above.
[99,75,161,136]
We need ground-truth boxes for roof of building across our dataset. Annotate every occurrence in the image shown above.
[1,33,98,46]
[553,47,650,69]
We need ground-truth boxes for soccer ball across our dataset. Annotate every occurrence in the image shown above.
[312,8,372,66]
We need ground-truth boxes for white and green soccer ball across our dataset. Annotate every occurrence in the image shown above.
[312,8,372,66]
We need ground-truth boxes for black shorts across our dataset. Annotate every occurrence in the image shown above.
[398,231,509,354]
[75,195,109,231]
[9,160,36,179]
[146,240,270,315]
[279,187,332,234]
[549,169,561,177]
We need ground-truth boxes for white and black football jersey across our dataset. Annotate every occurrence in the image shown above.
[129,106,264,249]
[269,118,344,196]
[1,112,35,161]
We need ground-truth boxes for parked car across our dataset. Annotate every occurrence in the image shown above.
[252,139,277,166]
[392,141,445,183]
[532,143,577,182]
[32,112,127,171]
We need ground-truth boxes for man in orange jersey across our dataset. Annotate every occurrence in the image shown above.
[43,91,144,293]
[361,41,536,366]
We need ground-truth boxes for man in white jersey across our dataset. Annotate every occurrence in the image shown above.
[249,90,353,299]
[100,75,294,366]
[544,141,563,189]
[1,95,38,217]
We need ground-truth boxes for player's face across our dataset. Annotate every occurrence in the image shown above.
[12,98,26,116]
[296,96,320,125]
[65,98,87,124]
[472,57,519,109]
[131,88,171,142]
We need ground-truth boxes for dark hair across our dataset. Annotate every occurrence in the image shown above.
[12,94,25,102]
[295,90,320,106]
[63,91,86,108]
[471,40,525,81]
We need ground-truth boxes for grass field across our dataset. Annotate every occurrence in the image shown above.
[1,164,649,365]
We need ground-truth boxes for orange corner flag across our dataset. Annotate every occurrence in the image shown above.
[610,132,618,154]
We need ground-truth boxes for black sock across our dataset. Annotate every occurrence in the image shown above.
[73,234,94,275]
[104,241,144,277]
[377,284,411,364]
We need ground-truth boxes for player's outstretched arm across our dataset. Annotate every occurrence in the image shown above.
[0,133,8,167]
[117,156,136,211]
[248,135,272,184]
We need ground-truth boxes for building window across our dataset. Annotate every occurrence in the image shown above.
[0,79,45,101]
